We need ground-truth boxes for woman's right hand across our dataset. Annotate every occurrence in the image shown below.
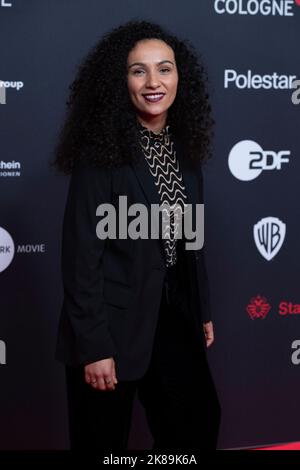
[84,358,118,391]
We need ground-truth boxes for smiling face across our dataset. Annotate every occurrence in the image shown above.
[127,39,178,131]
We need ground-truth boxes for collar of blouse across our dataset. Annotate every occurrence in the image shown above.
[137,120,171,142]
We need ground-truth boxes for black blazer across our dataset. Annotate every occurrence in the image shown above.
[55,136,212,381]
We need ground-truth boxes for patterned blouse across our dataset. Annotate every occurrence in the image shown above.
[138,121,188,267]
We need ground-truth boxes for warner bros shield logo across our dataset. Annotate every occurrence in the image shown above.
[254,217,286,261]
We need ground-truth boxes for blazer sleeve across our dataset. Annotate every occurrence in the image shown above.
[59,162,117,366]
[195,163,212,324]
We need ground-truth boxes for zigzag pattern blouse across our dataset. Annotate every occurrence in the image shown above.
[138,121,188,267]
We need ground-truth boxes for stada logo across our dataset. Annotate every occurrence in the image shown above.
[247,295,271,320]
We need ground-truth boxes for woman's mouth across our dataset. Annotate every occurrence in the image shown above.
[142,93,165,103]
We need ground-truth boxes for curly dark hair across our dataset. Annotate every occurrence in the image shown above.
[51,20,214,174]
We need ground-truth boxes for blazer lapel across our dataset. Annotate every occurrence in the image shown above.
[172,134,200,253]
[129,146,162,208]
[172,134,198,208]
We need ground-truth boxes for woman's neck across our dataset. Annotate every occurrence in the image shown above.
[136,114,167,135]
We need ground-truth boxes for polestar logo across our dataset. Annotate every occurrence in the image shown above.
[224,70,297,90]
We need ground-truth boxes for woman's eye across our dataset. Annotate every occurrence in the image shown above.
[132,68,171,76]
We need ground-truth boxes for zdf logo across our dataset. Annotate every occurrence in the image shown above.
[228,140,290,181]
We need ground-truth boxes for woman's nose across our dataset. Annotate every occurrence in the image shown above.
[146,71,160,88]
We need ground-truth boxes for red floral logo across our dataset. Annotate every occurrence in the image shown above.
[246,295,271,320]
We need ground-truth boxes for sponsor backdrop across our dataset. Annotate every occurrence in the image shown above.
[0,0,299,450]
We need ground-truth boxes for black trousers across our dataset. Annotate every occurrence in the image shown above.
[65,266,221,451]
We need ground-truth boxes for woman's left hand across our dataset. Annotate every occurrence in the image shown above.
[203,321,214,348]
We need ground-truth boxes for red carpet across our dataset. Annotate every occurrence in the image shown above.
[255,442,300,450]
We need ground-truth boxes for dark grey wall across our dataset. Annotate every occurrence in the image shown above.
[0,0,299,450]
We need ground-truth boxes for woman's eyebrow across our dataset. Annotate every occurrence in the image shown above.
[127,60,174,69]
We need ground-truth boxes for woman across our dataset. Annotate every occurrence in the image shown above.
[53,20,221,451]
